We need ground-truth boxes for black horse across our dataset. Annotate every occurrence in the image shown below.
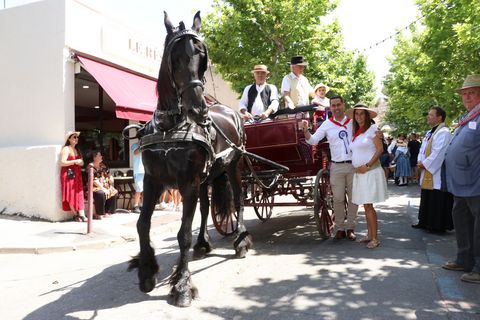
[126,11,252,307]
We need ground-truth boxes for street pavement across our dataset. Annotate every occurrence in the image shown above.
[1,182,479,320]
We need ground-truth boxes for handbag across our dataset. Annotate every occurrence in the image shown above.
[67,167,75,180]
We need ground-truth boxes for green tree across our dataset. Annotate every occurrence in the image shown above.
[202,0,375,107]
[384,0,480,135]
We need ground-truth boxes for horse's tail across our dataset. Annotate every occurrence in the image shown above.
[211,172,235,220]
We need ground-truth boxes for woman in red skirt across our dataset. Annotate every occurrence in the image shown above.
[60,131,87,222]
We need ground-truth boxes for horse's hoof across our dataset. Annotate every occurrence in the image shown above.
[235,247,248,259]
[139,276,156,293]
[193,243,212,260]
[233,231,253,258]
[169,286,198,307]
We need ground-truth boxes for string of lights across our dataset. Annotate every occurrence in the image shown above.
[359,1,445,52]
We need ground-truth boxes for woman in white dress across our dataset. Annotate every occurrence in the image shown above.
[347,103,388,249]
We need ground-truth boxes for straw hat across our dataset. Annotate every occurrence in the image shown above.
[396,139,408,147]
[64,131,80,145]
[251,64,270,74]
[314,83,330,93]
[288,55,308,66]
[346,102,378,119]
[457,74,480,92]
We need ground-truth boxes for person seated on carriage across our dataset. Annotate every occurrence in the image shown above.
[311,83,331,126]
[281,55,315,113]
[238,64,279,124]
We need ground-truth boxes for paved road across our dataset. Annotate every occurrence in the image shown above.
[1,182,479,320]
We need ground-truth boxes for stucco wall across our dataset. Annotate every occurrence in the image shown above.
[0,0,72,220]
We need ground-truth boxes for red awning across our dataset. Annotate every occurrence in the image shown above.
[77,55,157,122]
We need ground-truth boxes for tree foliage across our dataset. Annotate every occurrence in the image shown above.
[202,0,375,107]
[384,0,480,135]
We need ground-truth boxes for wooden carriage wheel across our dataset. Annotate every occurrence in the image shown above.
[313,169,334,238]
[251,183,275,221]
[211,199,238,236]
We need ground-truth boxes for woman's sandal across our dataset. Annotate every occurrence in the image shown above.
[74,214,88,222]
[358,236,371,243]
[366,239,380,249]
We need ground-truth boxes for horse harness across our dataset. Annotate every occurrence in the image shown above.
[126,28,244,176]
[155,28,208,120]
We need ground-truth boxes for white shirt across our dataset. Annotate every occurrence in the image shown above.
[417,126,452,190]
[350,125,378,168]
[281,72,313,106]
[239,83,279,116]
[305,116,353,162]
[311,96,330,110]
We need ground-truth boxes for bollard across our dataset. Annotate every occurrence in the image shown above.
[87,165,94,234]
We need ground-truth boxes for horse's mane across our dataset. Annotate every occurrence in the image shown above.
[156,36,177,111]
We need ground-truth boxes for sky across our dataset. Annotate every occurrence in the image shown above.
[74,0,418,90]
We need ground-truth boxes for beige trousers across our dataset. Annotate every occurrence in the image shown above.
[330,162,358,231]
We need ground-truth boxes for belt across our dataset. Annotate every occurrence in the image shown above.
[331,160,352,164]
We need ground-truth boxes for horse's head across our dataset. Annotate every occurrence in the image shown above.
[157,11,209,129]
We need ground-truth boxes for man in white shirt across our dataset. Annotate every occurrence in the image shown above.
[300,95,359,240]
[413,106,453,232]
[239,64,279,121]
[281,56,315,109]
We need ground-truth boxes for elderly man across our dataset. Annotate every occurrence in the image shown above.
[413,106,453,232]
[281,56,314,109]
[301,95,359,240]
[239,64,279,121]
[442,74,480,284]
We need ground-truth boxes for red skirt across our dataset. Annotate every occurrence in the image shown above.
[60,164,85,211]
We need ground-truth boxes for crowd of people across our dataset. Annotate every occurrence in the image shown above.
[60,54,480,284]
[60,137,182,223]
[241,56,479,283]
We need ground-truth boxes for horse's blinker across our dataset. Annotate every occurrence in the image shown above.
[185,38,195,58]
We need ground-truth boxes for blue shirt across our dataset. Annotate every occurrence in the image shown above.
[444,115,480,197]
[131,143,145,175]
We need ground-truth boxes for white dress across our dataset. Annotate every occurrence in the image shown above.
[350,125,388,205]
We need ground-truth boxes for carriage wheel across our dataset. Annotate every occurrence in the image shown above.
[211,200,238,236]
[291,181,311,202]
[251,183,275,221]
[313,169,334,238]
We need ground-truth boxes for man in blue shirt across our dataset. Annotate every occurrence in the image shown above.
[131,142,145,213]
[442,74,480,284]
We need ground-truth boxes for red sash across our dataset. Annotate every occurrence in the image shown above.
[329,116,350,128]
[352,126,365,142]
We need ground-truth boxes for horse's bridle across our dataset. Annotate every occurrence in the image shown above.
[164,28,208,110]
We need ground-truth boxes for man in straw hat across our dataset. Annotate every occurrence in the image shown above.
[301,95,359,241]
[239,64,279,122]
[281,56,314,109]
[442,74,480,284]
[413,106,453,232]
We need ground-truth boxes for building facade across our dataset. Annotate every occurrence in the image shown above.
[0,0,238,221]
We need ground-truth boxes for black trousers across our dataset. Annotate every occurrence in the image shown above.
[93,190,117,215]
[418,188,454,231]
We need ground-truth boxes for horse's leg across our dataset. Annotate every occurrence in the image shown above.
[169,182,199,307]
[128,175,163,293]
[193,182,212,260]
[228,161,253,258]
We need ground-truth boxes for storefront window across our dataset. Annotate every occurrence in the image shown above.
[75,74,129,168]
[78,130,128,167]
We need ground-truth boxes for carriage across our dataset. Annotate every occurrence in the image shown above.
[210,106,335,239]
[126,11,338,306]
